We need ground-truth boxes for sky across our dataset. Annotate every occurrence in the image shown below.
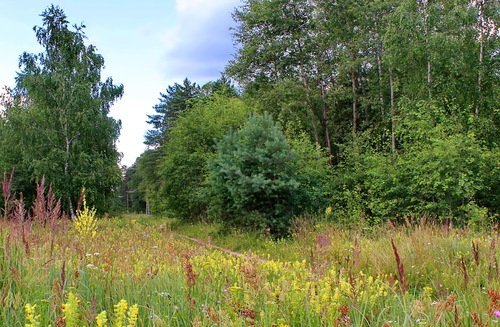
[0,0,240,166]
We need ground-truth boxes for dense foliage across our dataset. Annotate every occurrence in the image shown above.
[225,0,499,227]
[142,95,252,219]
[158,95,252,220]
[209,114,299,235]
[122,0,499,232]
[5,0,494,231]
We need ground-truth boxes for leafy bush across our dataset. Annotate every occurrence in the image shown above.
[334,131,495,225]
[156,95,251,219]
[286,129,333,214]
[208,114,299,236]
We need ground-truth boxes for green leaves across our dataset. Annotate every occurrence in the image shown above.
[0,5,123,212]
[144,95,251,219]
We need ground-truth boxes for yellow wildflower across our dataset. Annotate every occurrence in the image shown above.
[24,303,41,327]
[114,299,128,327]
[127,304,139,327]
[73,193,98,238]
[62,292,80,327]
[325,206,333,216]
[96,311,108,327]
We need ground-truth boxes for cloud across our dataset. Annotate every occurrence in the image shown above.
[161,0,240,83]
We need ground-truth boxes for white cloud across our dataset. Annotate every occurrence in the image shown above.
[161,0,240,83]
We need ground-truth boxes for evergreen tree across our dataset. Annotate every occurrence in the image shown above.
[145,78,201,147]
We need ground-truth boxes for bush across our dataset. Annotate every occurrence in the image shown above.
[208,114,299,236]
[156,95,251,219]
[335,131,494,225]
[286,129,333,214]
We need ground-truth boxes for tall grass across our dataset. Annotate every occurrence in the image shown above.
[0,213,497,326]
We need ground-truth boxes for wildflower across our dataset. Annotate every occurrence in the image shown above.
[24,303,41,327]
[96,311,108,327]
[276,319,289,327]
[494,310,500,318]
[73,193,98,238]
[325,206,333,216]
[422,286,433,302]
[127,304,139,327]
[114,299,128,327]
[62,292,80,327]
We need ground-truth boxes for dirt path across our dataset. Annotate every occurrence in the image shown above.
[175,233,269,263]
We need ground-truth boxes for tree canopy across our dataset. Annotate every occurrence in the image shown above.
[0,5,123,213]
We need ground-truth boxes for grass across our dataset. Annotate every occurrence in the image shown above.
[0,215,498,326]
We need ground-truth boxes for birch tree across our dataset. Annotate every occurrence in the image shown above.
[12,5,123,213]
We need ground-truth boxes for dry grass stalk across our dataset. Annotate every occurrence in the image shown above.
[471,241,480,266]
[334,305,351,326]
[352,237,360,270]
[12,193,26,224]
[390,238,407,293]
[488,238,498,282]
[203,305,219,324]
[240,261,261,290]
[32,177,47,224]
[487,289,499,317]
[21,222,31,255]
[32,177,63,230]
[182,250,198,307]
[239,307,256,326]
[470,313,488,327]
[460,256,469,288]
[433,294,457,323]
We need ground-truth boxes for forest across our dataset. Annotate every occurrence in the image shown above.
[0,1,498,326]
[123,0,499,234]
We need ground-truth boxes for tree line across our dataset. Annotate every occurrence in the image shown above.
[126,0,498,235]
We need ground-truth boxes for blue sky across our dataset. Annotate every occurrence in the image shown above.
[0,0,240,166]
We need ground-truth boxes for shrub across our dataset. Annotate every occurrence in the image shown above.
[335,131,494,225]
[286,129,333,215]
[208,114,299,236]
[156,95,251,219]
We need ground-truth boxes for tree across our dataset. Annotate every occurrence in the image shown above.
[200,75,239,98]
[145,78,201,147]
[228,0,328,150]
[135,149,164,213]
[154,95,251,219]
[208,114,299,236]
[6,5,123,213]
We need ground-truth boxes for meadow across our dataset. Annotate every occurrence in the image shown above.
[0,212,498,327]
